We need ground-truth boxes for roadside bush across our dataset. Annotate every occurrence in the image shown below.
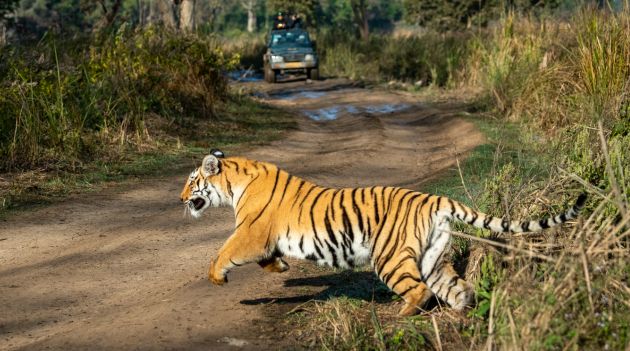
[459,6,630,350]
[0,26,237,171]
[317,29,471,87]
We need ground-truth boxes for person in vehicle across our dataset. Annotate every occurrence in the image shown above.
[273,12,287,30]
[288,13,302,29]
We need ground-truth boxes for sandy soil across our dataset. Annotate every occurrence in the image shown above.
[0,78,483,350]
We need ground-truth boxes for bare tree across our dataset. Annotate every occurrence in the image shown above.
[241,0,257,33]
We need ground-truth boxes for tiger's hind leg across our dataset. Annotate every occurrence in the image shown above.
[425,262,473,311]
[376,257,434,316]
[258,256,290,273]
[421,218,473,310]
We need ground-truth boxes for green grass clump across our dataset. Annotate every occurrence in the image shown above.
[293,297,431,351]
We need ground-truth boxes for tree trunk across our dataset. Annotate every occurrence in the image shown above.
[150,0,176,28]
[247,0,256,33]
[360,13,369,41]
[179,0,195,31]
[351,0,369,42]
[242,0,257,33]
[247,7,256,32]
[137,0,146,27]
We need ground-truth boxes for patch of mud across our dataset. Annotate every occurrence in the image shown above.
[304,103,411,121]
[365,104,410,114]
[269,90,328,101]
[303,107,342,121]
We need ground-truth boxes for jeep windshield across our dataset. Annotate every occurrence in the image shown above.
[269,30,312,48]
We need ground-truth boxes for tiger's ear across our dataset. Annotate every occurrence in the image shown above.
[210,149,225,158]
[201,155,220,176]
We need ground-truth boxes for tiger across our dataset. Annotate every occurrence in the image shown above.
[180,149,586,316]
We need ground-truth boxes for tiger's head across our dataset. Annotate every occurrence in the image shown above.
[180,149,231,218]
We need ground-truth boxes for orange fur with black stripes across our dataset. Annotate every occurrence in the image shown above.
[180,150,586,315]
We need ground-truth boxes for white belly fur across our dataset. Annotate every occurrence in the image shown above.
[277,232,371,269]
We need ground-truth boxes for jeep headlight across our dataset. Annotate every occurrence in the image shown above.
[305,54,315,62]
[271,55,284,63]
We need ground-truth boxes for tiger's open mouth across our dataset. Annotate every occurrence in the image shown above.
[190,198,206,211]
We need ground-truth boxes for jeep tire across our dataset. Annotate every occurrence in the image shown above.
[307,67,319,80]
[264,64,277,83]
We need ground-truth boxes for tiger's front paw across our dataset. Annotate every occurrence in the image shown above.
[208,260,227,286]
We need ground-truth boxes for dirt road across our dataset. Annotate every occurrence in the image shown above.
[0,78,483,350]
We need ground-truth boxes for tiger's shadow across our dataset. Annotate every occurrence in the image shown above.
[240,270,397,306]
[240,247,476,308]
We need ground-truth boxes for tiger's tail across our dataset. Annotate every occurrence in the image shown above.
[443,193,587,233]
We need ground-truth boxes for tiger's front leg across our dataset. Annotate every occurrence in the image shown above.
[208,230,270,285]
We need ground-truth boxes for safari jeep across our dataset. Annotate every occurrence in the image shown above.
[263,29,319,83]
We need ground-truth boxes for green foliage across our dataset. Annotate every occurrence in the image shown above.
[0,28,237,171]
[403,0,500,30]
[574,8,630,118]
[220,32,267,69]
[403,0,563,31]
[470,254,502,320]
[318,29,471,86]
[17,0,88,33]
[467,7,630,128]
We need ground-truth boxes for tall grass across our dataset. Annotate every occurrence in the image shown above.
[461,130,629,350]
[575,9,629,118]
[220,33,267,70]
[440,7,630,349]
[468,7,629,128]
[317,29,470,87]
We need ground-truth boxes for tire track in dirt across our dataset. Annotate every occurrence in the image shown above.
[0,78,483,350]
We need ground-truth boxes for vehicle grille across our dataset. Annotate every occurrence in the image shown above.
[284,54,305,62]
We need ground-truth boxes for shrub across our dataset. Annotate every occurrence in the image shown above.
[0,27,237,171]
